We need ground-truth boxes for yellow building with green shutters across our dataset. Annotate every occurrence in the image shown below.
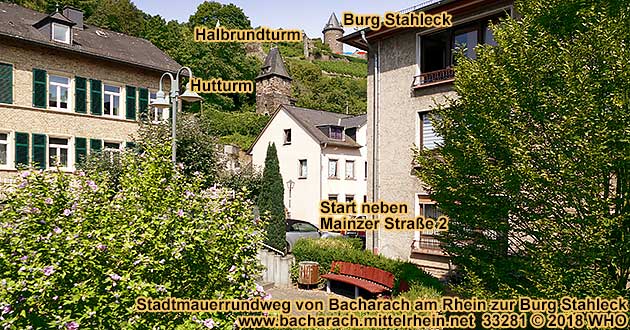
[0,3,179,182]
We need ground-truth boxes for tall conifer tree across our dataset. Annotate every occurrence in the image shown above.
[257,143,286,252]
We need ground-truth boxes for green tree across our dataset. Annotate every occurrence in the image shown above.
[257,143,286,252]
[415,0,630,298]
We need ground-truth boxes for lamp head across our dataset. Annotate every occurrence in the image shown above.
[150,90,170,109]
[179,83,203,103]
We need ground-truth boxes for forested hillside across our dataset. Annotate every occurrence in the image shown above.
[3,0,368,148]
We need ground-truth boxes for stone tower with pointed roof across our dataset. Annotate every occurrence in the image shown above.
[323,13,343,54]
[255,47,292,115]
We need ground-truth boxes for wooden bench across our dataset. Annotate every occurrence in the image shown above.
[321,261,396,298]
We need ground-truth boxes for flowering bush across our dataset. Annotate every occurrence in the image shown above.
[0,140,266,329]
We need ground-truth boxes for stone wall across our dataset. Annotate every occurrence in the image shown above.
[324,29,344,54]
[255,76,292,115]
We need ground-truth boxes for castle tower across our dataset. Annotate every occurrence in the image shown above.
[255,47,292,115]
[323,13,344,54]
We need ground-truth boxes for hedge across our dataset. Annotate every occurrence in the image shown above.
[291,238,443,295]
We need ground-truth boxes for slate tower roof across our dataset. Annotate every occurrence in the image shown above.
[323,13,343,32]
[256,47,292,81]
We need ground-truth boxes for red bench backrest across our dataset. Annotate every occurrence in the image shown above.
[330,261,395,289]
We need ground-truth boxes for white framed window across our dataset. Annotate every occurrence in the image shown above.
[345,160,355,179]
[52,23,70,44]
[48,75,70,110]
[150,92,169,123]
[328,194,338,201]
[284,129,292,145]
[48,137,70,169]
[103,84,122,117]
[345,195,354,203]
[298,159,307,178]
[417,111,443,150]
[0,132,10,168]
[104,141,122,161]
[328,159,338,178]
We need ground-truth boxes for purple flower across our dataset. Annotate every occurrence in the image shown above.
[109,273,121,281]
[193,171,201,176]
[63,209,72,217]
[44,198,53,205]
[133,260,141,265]
[65,321,79,330]
[2,305,12,315]
[43,265,54,276]
[31,207,41,215]
[18,181,27,189]
[255,284,264,293]
[185,190,194,198]
[21,171,30,178]
[176,209,184,217]
[53,296,58,300]
[229,265,237,273]
[20,255,28,262]
[96,244,107,251]
[202,318,216,329]
[156,285,166,293]
[87,180,98,191]
[53,227,62,234]
[263,293,272,301]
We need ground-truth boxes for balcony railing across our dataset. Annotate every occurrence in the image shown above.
[412,234,448,256]
[412,68,455,88]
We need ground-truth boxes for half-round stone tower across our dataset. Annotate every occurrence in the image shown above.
[323,13,344,54]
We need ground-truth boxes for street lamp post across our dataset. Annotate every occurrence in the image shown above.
[286,179,295,217]
[150,66,202,166]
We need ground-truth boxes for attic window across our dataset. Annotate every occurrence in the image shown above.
[329,126,343,140]
[52,23,70,44]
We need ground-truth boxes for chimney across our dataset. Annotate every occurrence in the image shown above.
[63,6,83,30]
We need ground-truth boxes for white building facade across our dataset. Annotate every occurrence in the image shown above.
[250,105,367,224]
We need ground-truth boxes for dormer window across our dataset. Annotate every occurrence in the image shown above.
[52,23,70,44]
[330,126,343,140]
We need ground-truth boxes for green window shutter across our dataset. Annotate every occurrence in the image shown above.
[32,69,47,108]
[90,79,102,115]
[0,63,13,104]
[138,88,148,120]
[75,76,87,113]
[15,132,29,167]
[125,85,136,120]
[125,141,136,149]
[32,133,46,169]
[75,137,87,164]
[90,139,102,153]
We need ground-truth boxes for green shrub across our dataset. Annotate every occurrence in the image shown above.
[291,238,443,295]
[0,140,267,329]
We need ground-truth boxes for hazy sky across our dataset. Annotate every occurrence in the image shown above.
[132,0,423,51]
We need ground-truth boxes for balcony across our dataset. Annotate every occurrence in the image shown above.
[412,68,455,88]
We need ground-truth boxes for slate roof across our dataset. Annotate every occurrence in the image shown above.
[256,47,292,81]
[283,105,366,148]
[0,3,181,73]
[323,13,343,31]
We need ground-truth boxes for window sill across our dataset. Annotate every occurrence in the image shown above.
[328,177,339,180]
[283,142,291,146]
[345,177,356,180]
[298,176,307,180]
